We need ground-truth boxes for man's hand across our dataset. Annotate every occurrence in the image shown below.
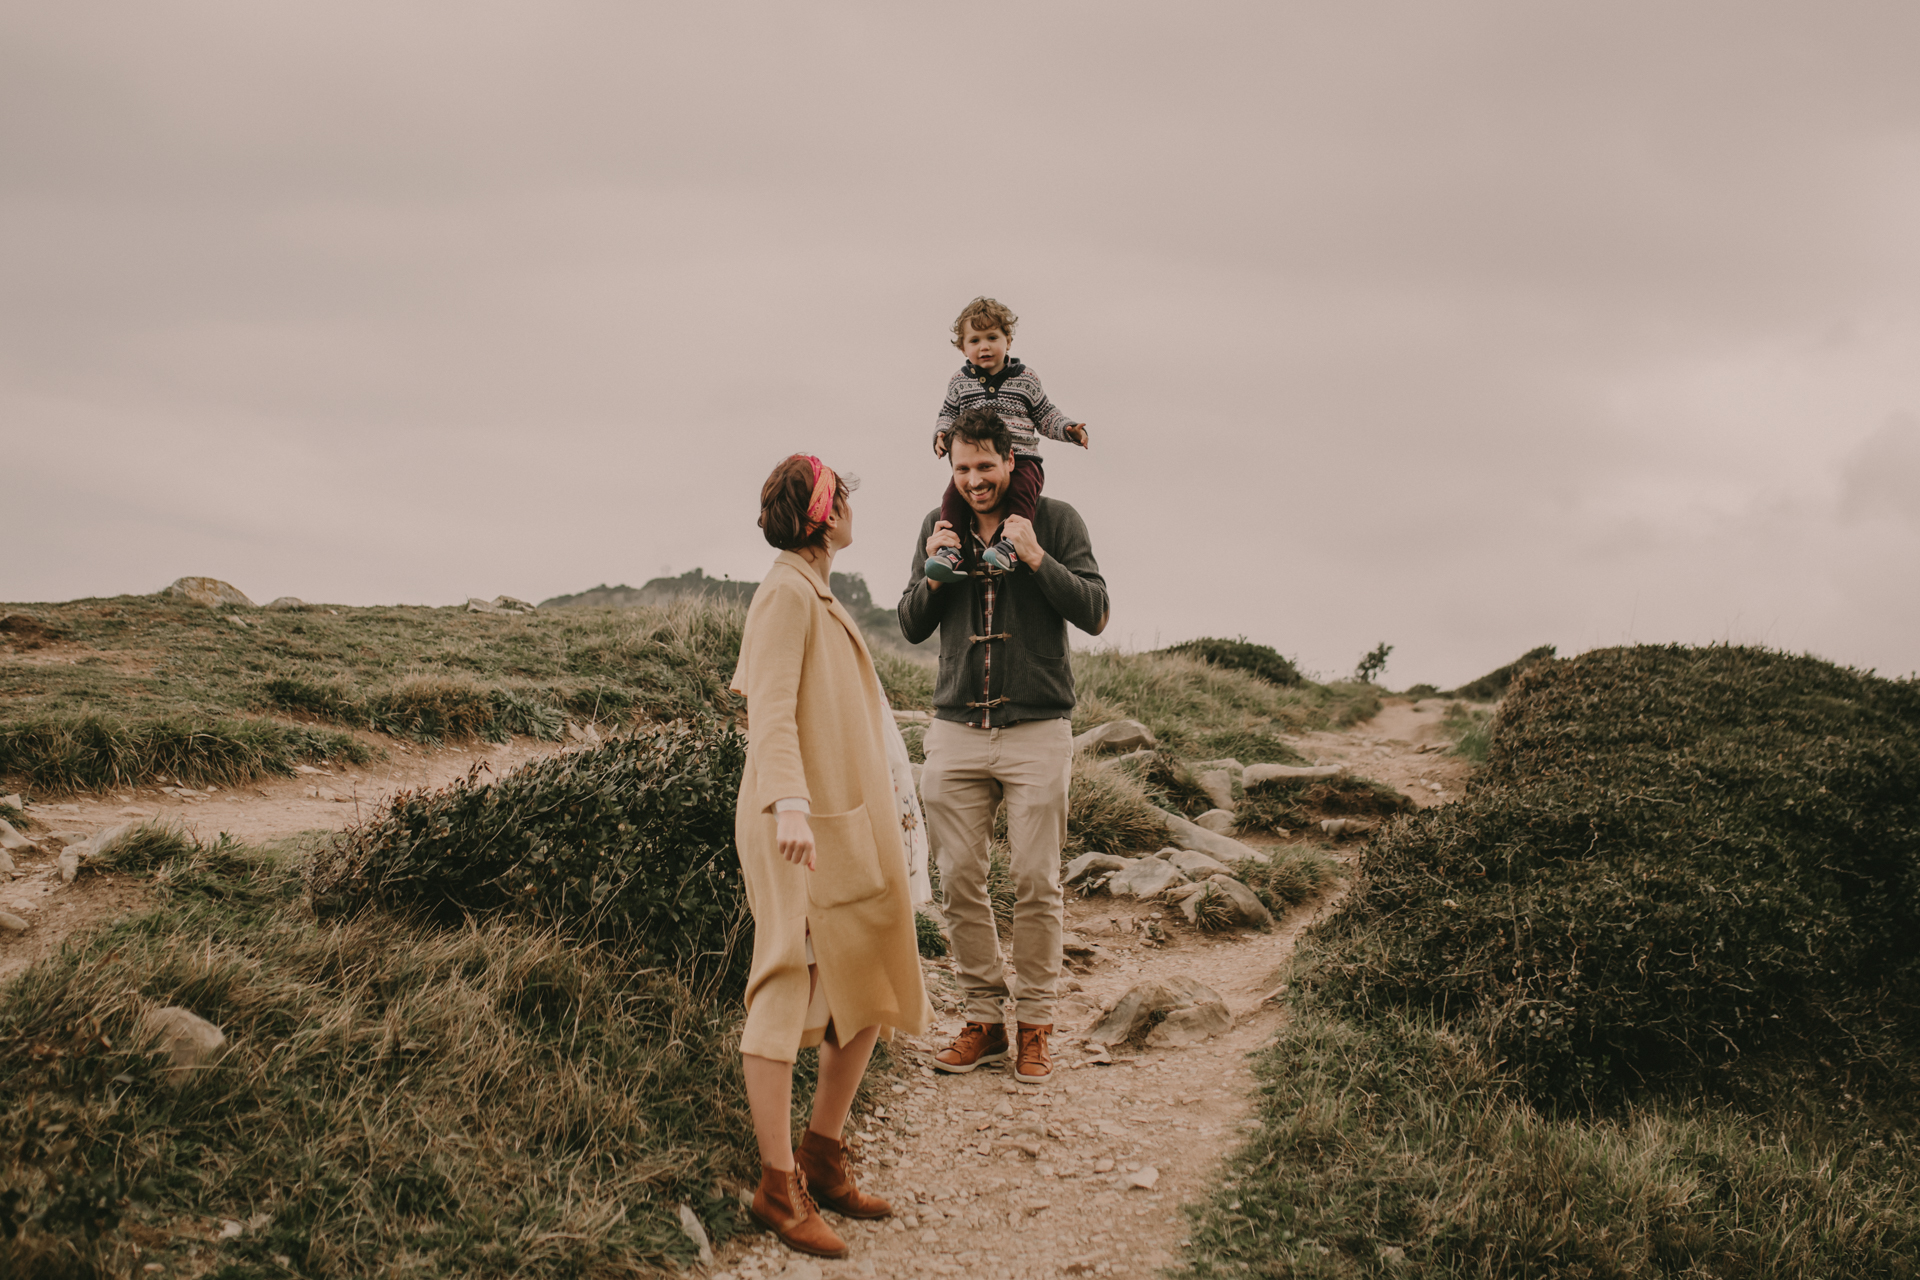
[933,429,951,458]
[1067,423,1090,449]
[923,519,960,590]
[776,809,817,870]
[1002,515,1045,570]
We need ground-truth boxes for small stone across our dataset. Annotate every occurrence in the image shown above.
[1194,808,1237,833]
[0,910,29,933]
[1126,1166,1160,1190]
[1145,1001,1234,1047]
[0,819,30,851]
[1071,719,1157,754]
[677,1203,714,1266]
[57,848,81,882]
[295,764,322,774]
[1103,859,1190,899]
[1194,769,1236,811]
[1165,848,1233,879]
[1092,1157,1115,1173]
[225,615,251,630]
[219,1220,245,1240]
[1064,852,1134,885]
[140,1006,226,1084]
[0,850,13,876]
[1087,975,1229,1046]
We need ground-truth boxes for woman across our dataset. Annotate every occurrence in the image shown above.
[729,454,932,1260]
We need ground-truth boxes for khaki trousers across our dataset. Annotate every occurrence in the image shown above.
[921,716,1072,1025]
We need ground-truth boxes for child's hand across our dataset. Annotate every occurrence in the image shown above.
[933,430,950,458]
[1068,423,1090,448]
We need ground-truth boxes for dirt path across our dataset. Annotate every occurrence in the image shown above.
[3,699,1466,1278]
[0,734,568,982]
[710,699,1460,1280]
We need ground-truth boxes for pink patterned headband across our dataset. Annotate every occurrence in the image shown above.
[794,454,838,534]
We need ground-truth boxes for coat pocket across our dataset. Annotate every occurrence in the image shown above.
[806,804,889,909]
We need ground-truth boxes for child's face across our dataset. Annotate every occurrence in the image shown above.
[958,321,1010,374]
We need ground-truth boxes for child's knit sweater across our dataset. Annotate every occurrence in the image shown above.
[934,357,1082,459]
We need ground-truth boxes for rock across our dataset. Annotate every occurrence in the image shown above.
[1126,1165,1161,1190]
[1157,808,1270,866]
[57,847,81,882]
[1087,975,1227,1045]
[1194,769,1236,811]
[1166,848,1233,879]
[1194,808,1237,833]
[264,597,306,610]
[164,577,254,608]
[1064,852,1134,885]
[1242,762,1347,787]
[140,1006,226,1083]
[40,830,87,848]
[0,850,13,876]
[467,595,537,615]
[1146,996,1235,1047]
[225,615,252,629]
[1175,877,1275,930]
[0,819,29,851]
[1320,818,1373,838]
[2,794,22,809]
[1104,858,1190,899]
[0,910,28,933]
[1071,719,1156,754]
[676,1203,714,1267]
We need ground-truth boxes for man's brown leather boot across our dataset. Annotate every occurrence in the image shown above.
[1014,1022,1054,1084]
[934,1020,1010,1073]
[796,1128,893,1219]
[748,1163,848,1259]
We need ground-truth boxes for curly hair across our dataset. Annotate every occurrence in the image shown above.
[948,406,1014,460]
[758,456,856,551]
[950,296,1019,347]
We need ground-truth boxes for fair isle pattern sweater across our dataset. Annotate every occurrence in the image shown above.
[934,357,1082,459]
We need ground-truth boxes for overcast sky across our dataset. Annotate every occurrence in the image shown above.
[5,2,1918,688]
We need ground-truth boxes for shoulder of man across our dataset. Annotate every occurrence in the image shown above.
[1032,495,1087,532]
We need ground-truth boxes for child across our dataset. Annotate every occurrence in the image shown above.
[924,296,1089,582]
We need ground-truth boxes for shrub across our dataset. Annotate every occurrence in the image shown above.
[915,910,949,957]
[1231,851,1341,914]
[1064,755,1170,854]
[0,712,368,792]
[1112,750,1216,819]
[1450,643,1556,701]
[1314,644,1920,1109]
[872,650,935,711]
[1442,699,1494,762]
[311,722,750,985]
[1235,774,1412,836]
[1161,636,1302,686]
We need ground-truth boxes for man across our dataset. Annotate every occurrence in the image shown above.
[898,405,1110,1085]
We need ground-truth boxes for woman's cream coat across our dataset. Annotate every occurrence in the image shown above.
[730,552,931,1061]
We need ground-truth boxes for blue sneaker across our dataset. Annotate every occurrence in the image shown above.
[925,545,969,583]
[981,539,1020,573]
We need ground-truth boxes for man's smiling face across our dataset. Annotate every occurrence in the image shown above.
[949,437,1014,516]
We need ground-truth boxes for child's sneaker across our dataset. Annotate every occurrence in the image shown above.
[924,546,969,583]
[981,539,1020,573]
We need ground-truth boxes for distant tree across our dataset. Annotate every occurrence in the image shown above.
[1355,642,1393,684]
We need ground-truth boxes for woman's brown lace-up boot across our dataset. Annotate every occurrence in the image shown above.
[796,1128,893,1218]
[749,1163,848,1258]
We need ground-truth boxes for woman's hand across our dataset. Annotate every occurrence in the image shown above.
[776,809,817,870]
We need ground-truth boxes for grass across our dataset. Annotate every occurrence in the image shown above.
[1185,1008,1920,1278]
[1072,650,1380,752]
[1234,774,1412,837]
[0,829,893,1278]
[1189,643,1920,1278]
[1230,851,1341,914]
[1439,698,1494,762]
[0,594,938,796]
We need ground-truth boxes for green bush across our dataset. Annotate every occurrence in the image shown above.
[1230,851,1340,914]
[1113,750,1217,819]
[1064,755,1170,854]
[311,722,750,984]
[915,910,949,957]
[1315,644,1920,1109]
[0,712,369,792]
[0,842,755,1277]
[1162,636,1302,686]
[1235,774,1412,836]
[872,651,935,711]
[1450,643,1556,701]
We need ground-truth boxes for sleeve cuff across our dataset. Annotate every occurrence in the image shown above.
[773,797,811,814]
